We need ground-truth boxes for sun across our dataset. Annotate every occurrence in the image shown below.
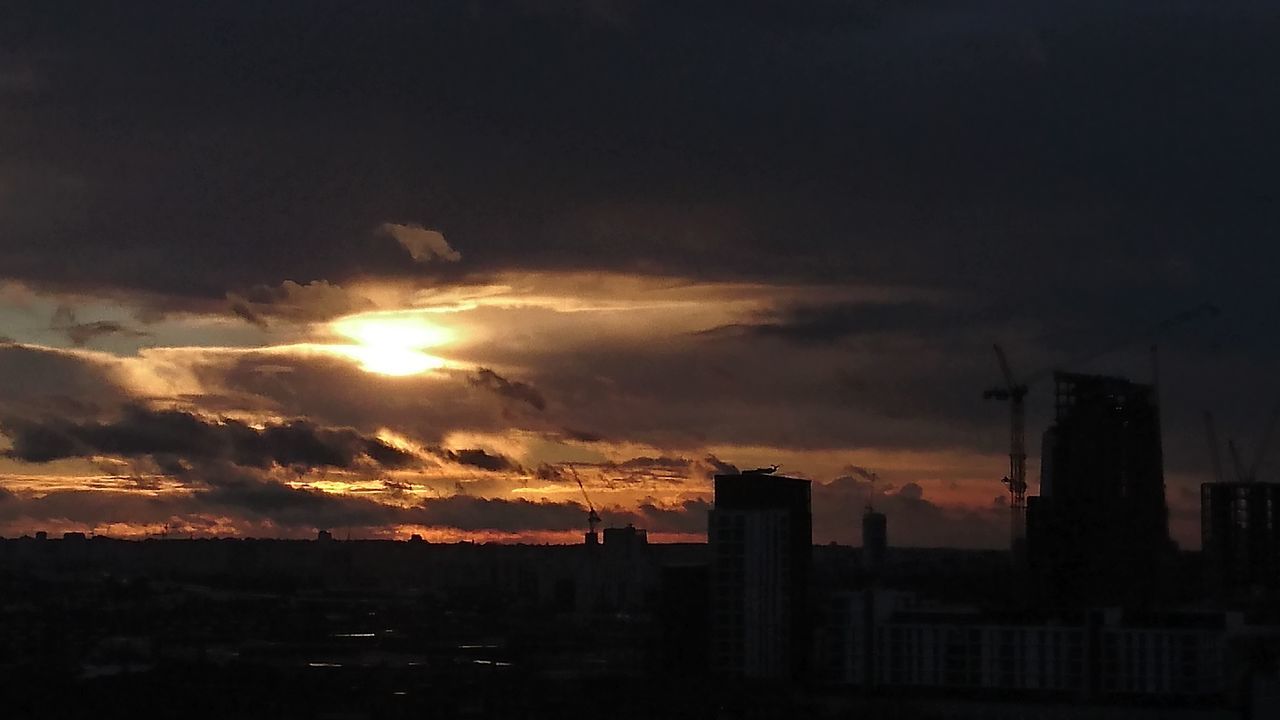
[329,313,456,376]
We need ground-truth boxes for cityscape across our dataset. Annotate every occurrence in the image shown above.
[3,367,1279,717]
[4,1,1280,718]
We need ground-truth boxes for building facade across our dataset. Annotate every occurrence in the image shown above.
[709,472,812,681]
[823,590,1237,701]
[1202,481,1280,595]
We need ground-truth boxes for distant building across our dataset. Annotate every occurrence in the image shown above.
[1202,481,1280,595]
[317,529,333,542]
[862,506,887,576]
[596,524,652,611]
[1028,372,1171,606]
[603,524,648,552]
[709,471,812,681]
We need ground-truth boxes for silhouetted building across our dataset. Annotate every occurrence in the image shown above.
[709,471,812,681]
[862,505,887,576]
[1202,481,1280,595]
[317,529,333,542]
[596,524,652,611]
[603,524,648,552]
[1028,372,1171,606]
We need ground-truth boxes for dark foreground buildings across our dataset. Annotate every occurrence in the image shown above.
[1027,372,1172,605]
[1202,481,1280,597]
[709,470,812,681]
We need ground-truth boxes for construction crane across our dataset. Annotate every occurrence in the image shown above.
[1203,411,1226,484]
[1208,402,1280,483]
[1228,439,1249,483]
[984,302,1220,556]
[984,345,1029,552]
[1248,403,1280,483]
[568,463,601,536]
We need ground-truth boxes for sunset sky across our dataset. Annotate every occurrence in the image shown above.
[2,1,1278,548]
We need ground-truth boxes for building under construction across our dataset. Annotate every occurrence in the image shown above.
[1026,372,1172,605]
[1202,481,1280,596]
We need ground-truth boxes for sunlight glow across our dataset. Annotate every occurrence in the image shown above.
[328,313,456,376]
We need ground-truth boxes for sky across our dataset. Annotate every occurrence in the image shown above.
[1,1,1278,547]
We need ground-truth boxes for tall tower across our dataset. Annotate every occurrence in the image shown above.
[709,470,812,681]
[1027,372,1171,605]
[862,505,887,577]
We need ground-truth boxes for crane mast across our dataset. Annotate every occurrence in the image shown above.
[568,464,602,542]
[1248,403,1280,483]
[984,344,1029,555]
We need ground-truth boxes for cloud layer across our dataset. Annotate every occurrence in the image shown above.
[1,406,417,470]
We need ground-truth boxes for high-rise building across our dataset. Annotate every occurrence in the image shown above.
[709,471,811,681]
[1027,372,1172,605]
[862,505,887,577]
[1202,481,1280,595]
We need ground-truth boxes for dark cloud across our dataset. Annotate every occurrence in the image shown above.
[413,495,708,535]
[0,344,131,417]
[2,1,1276,306]
[184,351,516,445]
[0,489,196,530]
[629,498,711,534]
[701,455,739,478]
[413,495,586,532]
[843,464,880,484]
[534,463,564,481]
[436,447,523,473]
[559,427,605,442]
[590,456,692,487]
[225,280,375,327]
[0,479,404,534]
[50,305,148,347]
[228,298,268,328]
[0,406,416,470]
[0,478,606,535]
[469,368,546,412]
[615,456,689,470]
[709,302,958,345]
[194,463,400,528]
[64,320,148,347]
